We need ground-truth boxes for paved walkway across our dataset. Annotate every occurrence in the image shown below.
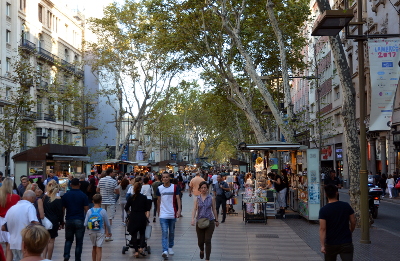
[47,190,322,261]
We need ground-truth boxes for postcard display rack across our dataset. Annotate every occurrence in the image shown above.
[242,174,277,224]
[295,149,320,221]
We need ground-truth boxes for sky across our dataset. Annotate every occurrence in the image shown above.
[66,0,125,19]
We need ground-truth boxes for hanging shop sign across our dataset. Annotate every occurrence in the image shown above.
[368,38,400,131]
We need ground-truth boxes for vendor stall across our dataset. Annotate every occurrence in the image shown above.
[239,142,321,221]
[12,144,90,182]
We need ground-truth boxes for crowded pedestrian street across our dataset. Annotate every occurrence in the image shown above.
[46,189,322,261]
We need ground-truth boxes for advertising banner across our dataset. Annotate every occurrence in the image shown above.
[368,39,400,131]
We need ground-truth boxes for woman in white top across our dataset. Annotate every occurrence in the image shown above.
[386,174,395,198]
[140,176,152,218]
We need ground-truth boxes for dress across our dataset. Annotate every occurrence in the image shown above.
[124,193,149,251]
[43,195,63,238]
[245,179,254,213]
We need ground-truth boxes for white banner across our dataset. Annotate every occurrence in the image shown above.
[368,39,400,131]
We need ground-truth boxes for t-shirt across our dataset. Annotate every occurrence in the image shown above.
[44,176,59,185]
[4,200,38,250]
[62,189,89,221]
[141,184,153,200]
[156,184,181,219]
[84,207,111,234]
[211,175,218,185]
[319,201,354,245]
[0,194,20,217]
[151,181,162,199]
[189,176,205,196]
[98,176,118,205]
[324,176,341,187]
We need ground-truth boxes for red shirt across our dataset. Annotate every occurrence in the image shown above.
[0,194,20,217]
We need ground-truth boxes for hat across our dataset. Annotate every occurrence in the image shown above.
[71,178,80,186]
[197,218,210,229]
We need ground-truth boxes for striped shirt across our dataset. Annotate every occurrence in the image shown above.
[98,176,118,205]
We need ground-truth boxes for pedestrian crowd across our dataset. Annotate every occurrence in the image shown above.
[0,168,248,261]
[371,171,400,198]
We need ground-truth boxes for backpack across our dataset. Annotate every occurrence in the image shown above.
[87,208,103,231]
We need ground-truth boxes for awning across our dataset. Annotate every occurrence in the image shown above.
[229,158,248,165]
[12,144,88,162]
[94,160,138,165]
[239,141,307,151]
[138,163,150,166]
[52,155,90,161]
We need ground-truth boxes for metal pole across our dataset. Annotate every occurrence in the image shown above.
[358,0,370,243]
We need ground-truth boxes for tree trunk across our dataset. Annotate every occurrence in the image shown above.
[266,0,294,121]
[216,12,294,142]
[316,0,361,226]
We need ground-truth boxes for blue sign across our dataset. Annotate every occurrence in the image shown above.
[382,62,393,67]
[120,144,129,161]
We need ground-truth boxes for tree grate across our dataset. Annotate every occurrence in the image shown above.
[256,234,279,238]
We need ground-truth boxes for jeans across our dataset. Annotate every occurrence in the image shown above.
[277,188,287,208]
[160,218,176,252]
[196,220,215,260]
[64,219,85,261]
[215,195,226,221]
[324,243,354,261]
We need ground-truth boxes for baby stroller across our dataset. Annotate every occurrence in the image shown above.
[122,215,152,255]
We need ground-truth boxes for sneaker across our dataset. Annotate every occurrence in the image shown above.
[105,237,113,242]
[162,251,169,258]
[168,248,174,255]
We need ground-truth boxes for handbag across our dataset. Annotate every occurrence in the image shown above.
[224,191,233,199]
[41,217,53,230]
[395,180,400,189]
[197,218,210,229]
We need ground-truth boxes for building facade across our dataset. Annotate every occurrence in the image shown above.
[0,0,86,176]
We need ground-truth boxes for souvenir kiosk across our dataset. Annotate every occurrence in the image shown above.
[238,142,321,221]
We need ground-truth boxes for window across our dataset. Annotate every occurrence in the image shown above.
[64,49,69,61]
[20,0,26,11]
[334,113,341,127]
[38,5,43,23]
[47,11,52,29]
[6,3,11,16]
[334,86,340,100]
[6,58,11,72]
[6,30,11,43]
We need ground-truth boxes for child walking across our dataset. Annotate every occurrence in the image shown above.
[84,194,112,261]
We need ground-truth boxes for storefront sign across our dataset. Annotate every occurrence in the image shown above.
[335,148,342,160]
[321,145,333,160]
[368,39,400,131]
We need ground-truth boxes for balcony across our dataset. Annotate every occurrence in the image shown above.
[22,111,37,121]
[36,113,56,122]
[61,59,75,73]
[37,47,55,63]
[20,39,36,53]
[36,79,48,91]
[75,69,84,78]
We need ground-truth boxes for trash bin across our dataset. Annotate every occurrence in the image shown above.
[343,179,348,189]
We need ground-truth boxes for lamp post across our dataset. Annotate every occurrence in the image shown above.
[311,2,371,242]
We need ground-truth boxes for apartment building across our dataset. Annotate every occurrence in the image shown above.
[0,0,87,176]
[293,0,400,182]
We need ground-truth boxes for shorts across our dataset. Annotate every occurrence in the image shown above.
[89,232,105,247]
[101,204,116,220]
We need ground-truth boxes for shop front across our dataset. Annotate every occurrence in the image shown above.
[12,144,90,182]
[93,159,138,174]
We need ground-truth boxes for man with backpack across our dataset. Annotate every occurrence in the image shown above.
[84,194,111,261]
[62,178,89,261]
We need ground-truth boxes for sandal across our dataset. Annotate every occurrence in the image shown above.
[134,252,139,258]
[139,248,147,256]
